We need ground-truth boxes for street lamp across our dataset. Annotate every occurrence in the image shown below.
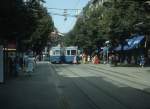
[105,40,110,64]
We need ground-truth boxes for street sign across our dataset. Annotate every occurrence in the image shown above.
[0,45,4,83]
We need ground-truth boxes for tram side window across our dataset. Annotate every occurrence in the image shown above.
[71,50,76,55]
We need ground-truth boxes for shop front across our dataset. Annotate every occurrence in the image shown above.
[114,35,145,65]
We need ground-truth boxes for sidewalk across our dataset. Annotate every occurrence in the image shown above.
[0,62,59,109]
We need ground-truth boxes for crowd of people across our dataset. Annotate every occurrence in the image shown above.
[7,55,23,77]
[75,52,146,68]
[7,53,37,78]
[77,53,100,64]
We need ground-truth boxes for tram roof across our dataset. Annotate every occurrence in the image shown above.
[65,46,78,49]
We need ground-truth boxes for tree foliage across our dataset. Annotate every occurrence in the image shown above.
[64,0,149,49]
[0,0,54,52]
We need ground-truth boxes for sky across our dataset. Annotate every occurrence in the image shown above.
[44,0,90,33]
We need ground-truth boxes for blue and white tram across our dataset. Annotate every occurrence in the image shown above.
[50,46,78,64]
[49,46,62,63]
[65,46,78,63]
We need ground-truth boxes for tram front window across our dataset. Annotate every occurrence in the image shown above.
[54,50,60,55]
[67,50,70,55]
[71,50,76,55]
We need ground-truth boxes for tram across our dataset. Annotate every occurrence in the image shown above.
[49,46,78,64]
[49,46,62,63]
[65,46,78,63]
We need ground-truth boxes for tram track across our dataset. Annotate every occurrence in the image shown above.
[67,75,102,109]
[83,64,150,91]
[88,64,147,81]
[58,64,131,109]
[49,64,71,109]
[51,64,101,109]
[51,64,150,109]
[72,65,150,109]
[88,65,138,78]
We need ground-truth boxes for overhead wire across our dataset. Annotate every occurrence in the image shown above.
[49,12,78,17]
[47,1,82,18]
[68,0,81,30]
[61,0,82,33]
[61,0,81,32]
[47,7,82,11]
[47,0,82,33]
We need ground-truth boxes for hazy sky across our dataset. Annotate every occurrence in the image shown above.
[44,0,90,33]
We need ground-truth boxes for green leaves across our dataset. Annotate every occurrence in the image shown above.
[64,0,149,50]
[0,0,54,52]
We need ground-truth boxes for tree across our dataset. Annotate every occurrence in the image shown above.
[65,0,149,49]
[101,0,148,44]
[0,0,54,53]
[64,5,105,51]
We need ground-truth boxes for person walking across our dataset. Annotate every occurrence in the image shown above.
[14,56,20,77]
[87,55,91,63]
[82,53,87,64]
[93,55,100,64]
[8,56,14,77]
[73,55,77,64]
[140,55,145,68]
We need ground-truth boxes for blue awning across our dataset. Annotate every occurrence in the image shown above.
[124,35,144,50]
[127,37,137,46]
[114,35,145,51]
[132,35,144,45]
[123,45,130,50]
[114,44,122,51]
[123,37,137,50]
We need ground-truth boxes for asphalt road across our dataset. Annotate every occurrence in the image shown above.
[1,62,150,109]
[53,63,150,109]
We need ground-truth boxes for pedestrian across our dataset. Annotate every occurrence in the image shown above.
[87,55,91,63]
[108,54,112,64]
[79,54,82,61]
[124,56,128,65]
[73,55,77,64]
[139,55,145,68]
[8,56,14,77]
[26,56,34,76]
[131,56,135,64]
[93,55,100,64]
[82,53,87,64]
[14,56,20,77]
[111,54,116,66]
